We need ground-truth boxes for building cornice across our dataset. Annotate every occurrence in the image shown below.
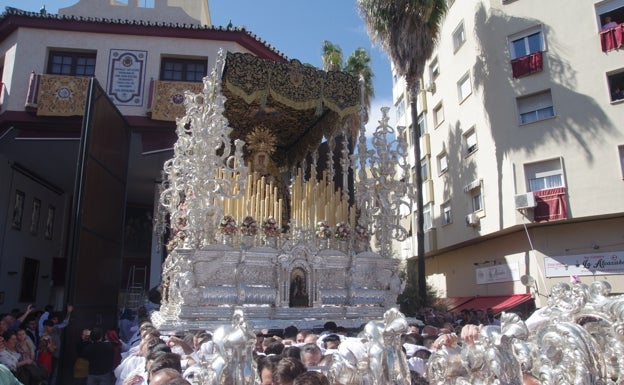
[0,9,287,62]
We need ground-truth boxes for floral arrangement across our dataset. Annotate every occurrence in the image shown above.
[219,215,238,235]
[166,230,186,251]
[316,221,332,239]
[334,222,352,241]
[240,216,258,236]
[354,224,370,241]
[262,216,281,237]
[166,201,188,251]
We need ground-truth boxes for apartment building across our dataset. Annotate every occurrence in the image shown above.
[394,0,624,311]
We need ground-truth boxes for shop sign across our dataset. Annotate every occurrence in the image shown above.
[476,263,520,284]
[544,251,624,277]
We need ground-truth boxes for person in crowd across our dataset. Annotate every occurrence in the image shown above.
[264,339,285,356]
[117,310,136,345]
[106,330,124,370]
[302,333,318,345]
[292,371,330,385]
[83,327,114,385]
[123,322,154,358]
[281,346,301,360]
[1,362,25,385]
[602,15,618,30]
[484,308,501,326]
[272,357,306,385]
[299,343,326,369]
[37,305,72,337]
[257,354,282,385]
[282,326,298,346]
[15,329,36,363]
[3,305,34,334]
[46,309,72,385]
[295,331,309,344]
[37,320,56,378]
[121,344,171,385]
[114,329,163,385]
[73,328,92,385]
[319,334,341,351]
[320,322,337,336]
[22,317,39,351]
[0,331,47,385]
[148,367,182,385]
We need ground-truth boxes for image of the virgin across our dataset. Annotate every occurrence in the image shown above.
[254,151,268,173]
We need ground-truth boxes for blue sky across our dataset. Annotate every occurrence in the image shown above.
[9,0,396,132]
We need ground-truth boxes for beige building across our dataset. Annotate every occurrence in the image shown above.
[394,0,624,311]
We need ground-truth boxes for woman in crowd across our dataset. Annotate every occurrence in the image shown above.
[0,331,48,385]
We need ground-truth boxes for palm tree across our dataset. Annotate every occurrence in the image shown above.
[345,47,375,127]
[321,42,375,141]
[321,40,344,72]
[358,0,448,309]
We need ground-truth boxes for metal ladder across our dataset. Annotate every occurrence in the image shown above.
[124,265,147,311]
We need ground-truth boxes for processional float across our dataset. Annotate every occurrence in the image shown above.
[151,49,412,332]
[150,49,624,385]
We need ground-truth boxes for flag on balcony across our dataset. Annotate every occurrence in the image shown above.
[511,51,543,79]
[151,80,202,121]
[534,187,567,222]
[36,74,89,116]
[600,23,624,52]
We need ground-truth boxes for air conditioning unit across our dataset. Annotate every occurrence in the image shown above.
[466,213,480,227]
[514,192,537,210]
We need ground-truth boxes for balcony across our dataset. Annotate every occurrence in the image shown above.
[147,79,202,121]
[25,73,91,116]
[533,187,568,222]
[600,23,624,52]
[511,51,543,79]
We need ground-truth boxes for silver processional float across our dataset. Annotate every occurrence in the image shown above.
[151,49,624,385]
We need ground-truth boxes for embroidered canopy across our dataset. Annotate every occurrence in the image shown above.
[222,52,360,167]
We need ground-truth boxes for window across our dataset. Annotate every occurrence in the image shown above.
[509,28,544,60]
[619,145,624,178]
[437,151,448,174]
[433,103,444,127]
[608,70,624,102]
[421,157,429,181]
[524,158,564,192]
[417,113,426,137]
[453,22,466,52]
[471,187,483,212]
[596,1,624,31]
[160,58,207,82]
[441,201,452,225]
[517,90,555,124]
[457,72,472,102]
[423,203,433,231]
[47,51,96,76]
[463,128,477,156]
[396,94,406,120]
[429,58,440,80]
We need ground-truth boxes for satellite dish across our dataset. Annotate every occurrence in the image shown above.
[520,275,535,287]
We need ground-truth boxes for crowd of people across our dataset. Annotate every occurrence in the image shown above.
[0,304,73,385]
[0,303,513,385]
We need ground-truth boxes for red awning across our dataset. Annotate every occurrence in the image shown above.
[435,296,473,311]
[451,294,533,314]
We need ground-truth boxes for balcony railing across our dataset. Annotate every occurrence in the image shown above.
[511,51,543,79]
[533,187,567,222]
[600,23,624,52]
[148,79,202,122]
[25,73,90,116]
